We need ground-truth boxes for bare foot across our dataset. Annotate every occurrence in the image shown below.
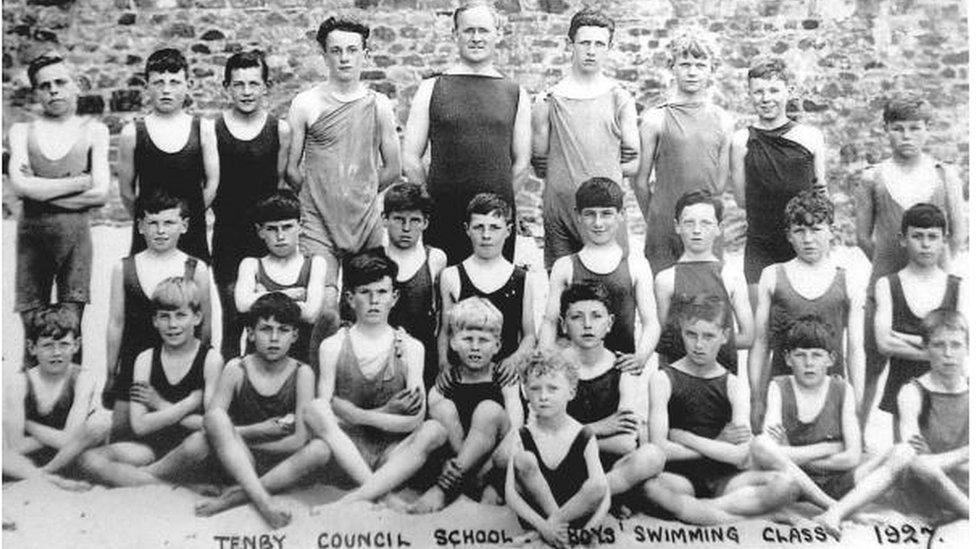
[480,484,503,506]
[379,493,412,513]
[45,474,91,492]
[812,512,842,540]
[185,483,224,497]
[511,531,540,547]
[408,486,447,514]
[610,503,634,520]
[256,499,292,530]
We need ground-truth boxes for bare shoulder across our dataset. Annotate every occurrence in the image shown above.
[639,105,665,129]
[429,247,448,271]
[654,266,675,289]
[627,253,653,280]
[731,127,749,148]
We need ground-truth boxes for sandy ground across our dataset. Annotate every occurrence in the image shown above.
[1,220,968,548]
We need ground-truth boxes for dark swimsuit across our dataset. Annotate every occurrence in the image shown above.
[227,358,300,426]
[570,253,636,354]
[519,425,596,528]
[246,256,314,365]
[457,263,526,361]
[568,365,625,469]
[23,366,79,465]
[389,247,438,388]
[142,343,208,456]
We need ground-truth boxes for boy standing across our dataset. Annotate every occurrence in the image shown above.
[118,48,219,263]
[213,50,291,360]
[304,251,446,506]
[287,16,401,314]
[873,204,965,432]
[384,183,448,389]
[3,305,109,490]
[730,57,826,303]
[540,178,659,374]
[235,191,327,364]
[532,7,639,269]
[634,32,734,274]
[103,191,213,437]
[654,190,753,373]
[749,190,864,431]
[8,55,110,358]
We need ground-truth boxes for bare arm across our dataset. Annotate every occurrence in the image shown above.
[715,110,734,194]
[298,256,328,323]
[631,256,660,371]
[200,348,225,411]
[810,129,827,193]
[6,123,91,202]
[104,262,125,392]
[845,276,866,403]
[633,109,663,218]
[618,92,640,177]
[251,365,315,453]
[375,95,402,192]
[233,258,264,313]
[648,370,701,460]
[729,129,748,208]
[275,119,291,189]
[284,95,308,190]
[501,383,524,431]
[530,93,550,178]
[853,169,877,260]
[117,122,138,215]
[874,278,927,361]
[48,122,111,210]
[653,268,674,328]
[3,375,45,478]
[805,383,862,471]
[510,87,532,198]
[942,165,967,256]
[505,437,549,532]
[129,351,202,436]
[437,266,460,373]
[195,265,214,347]
[725,267,755,349]
[499,274,538,373]
[538,258,571,349]
[199,118,220,208]
[747,267,775,401]
[402,79,434,185]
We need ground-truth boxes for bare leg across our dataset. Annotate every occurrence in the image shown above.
[428,398,465,453]
[513,450,560,517]
[2,446,90,491]
[906,455,968,518]
[196,439,331,517]
[109,401,133,441]
[42,410,111,473]
[553,477,608,526]
[203,410,290,529]
[143,430,211,481]
[749,434,835,509]
[713,470,799,516]
[304,399,372,484]
[607,444,665,496]
[77,442,159,486]
[642,472,741,525]
[342,420,447,503]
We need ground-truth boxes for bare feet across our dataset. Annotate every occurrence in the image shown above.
[378,493,412,513]
[408,485,448,514]
[256,499,292,530]
[195,488,246,517]
[45,473,91,492]
[185,483,224,497]
[511,531,540,547]
[610,503,634,520]
[812,511,842,540]
[480,483,503,506]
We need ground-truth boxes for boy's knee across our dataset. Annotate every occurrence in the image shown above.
[203,409,230,434]
[77,448,107,473]
[749,434,783,468]
[631,444,666,477]
[765,471,799,504]
[887,443,916,473]
[84,410,113,443]
[417,420,448,450]
[580,477,608,502]
[303,399,338,432]
[305,438,332,463]
[471,400,508,429]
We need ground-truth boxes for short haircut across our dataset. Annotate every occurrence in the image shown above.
[674,188,723,221]
[784,189,834,228]
[747,56,792,84]
[223,49,269,86]
[519,349,579,390]
[448,296,503,337]
[151,276,202,314]
[575,177,623,211]
[900,202,947,235]
[27,54,66,88]
[560,280,612,318]
[665,30,718,69]
[383,182,433,216]
[135,189,189,220]
[253,189,301,225]
[466,192,511,222]
[343,248,398,292]
[25,304,81,343]
[452,0,497,30]
[145,48,188,76]
[568,8,614,42]
[248,291,302,329]
[316,16,369,49]
[922,309,968,346]
[883,93,933,125]
[675,293,728,327]
[783,314,835,353]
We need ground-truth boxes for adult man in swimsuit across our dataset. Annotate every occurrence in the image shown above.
[402,0,532,264]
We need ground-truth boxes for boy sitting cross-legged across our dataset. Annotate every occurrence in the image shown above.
[3,304,109,491]
[305,249,447,506]
[194,292,322,528]
[407,296,522,513]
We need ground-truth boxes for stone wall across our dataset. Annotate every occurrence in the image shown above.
[2,0,969,249]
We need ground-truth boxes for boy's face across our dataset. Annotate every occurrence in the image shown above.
[524,371,575,420]
[465,212,511,259]
[153,305,202,348]
[323,30,367,83]
[785,347,832,388]
[678,317,728,367]
[139,207,187,252]
[672,53,712,94]
[454,5,498,65]
[34,62,78,118]
[226,66,267,115]
[748,76,789,122]
[926,327,968,379]
[346,276,398,325]
[675,202,720,254]
[577,206,621,246]
[28,334,79,373]
[786,221,832,263]
[901,226,946,267]
[885,119,928,160]
[562,299,613,350]
[146,69,189,114]
[384,209,428,250]
[256,219,300,258]
[450,327,500,371]
[570,26,611,75]
[248,317,298,362]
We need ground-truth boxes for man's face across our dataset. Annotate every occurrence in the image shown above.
[675,202,720,254]
[346,277,398,325]
[901,226,946,267]
[248,317,298,362]
[454,5,498,65]
[885,119,929,161]
[570,26,611,75]
[139,207,187,252]
[323,30,367,83]
[786,222,832,264]
[450,328,500,371]
[465,212,510,260]
[672,53,712,94]
[34,62,78,117]
[226,66,267,115]
[678,317,728,367]
[926,327,968,379]
[785,347,832,389]
[28,334,79,373]
[384,209,428,250]
[562,299,613,350]
[748,77,789,122]
[577,206,621,246]
[256,219,300,258]
[153,305,202,348]
[146,69,189,114]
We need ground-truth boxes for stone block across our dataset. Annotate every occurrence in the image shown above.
[801,19,820,30]
[110,89,142,112]
[361,69,385,80]
[163,22,195,38]
[942,51,967,65]
[125,54,142,65]
[201,29,226,41]
[373,26,396,42]
[118,12,136,25]
[538,0,569,15]
[191,43,211,54]
[77,94,105,114]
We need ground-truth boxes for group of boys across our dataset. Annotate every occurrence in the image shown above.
[4,1,969,546]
